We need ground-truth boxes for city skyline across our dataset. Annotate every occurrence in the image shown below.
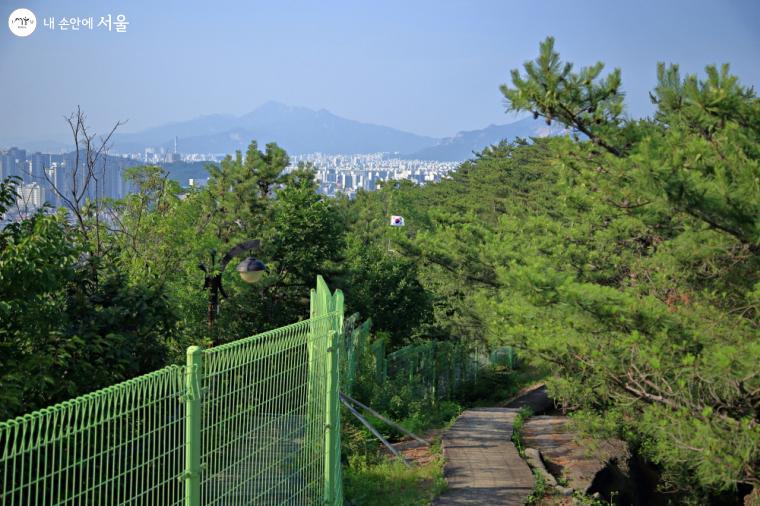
[0,145,459,221]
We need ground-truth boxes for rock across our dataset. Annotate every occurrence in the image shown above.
[521,416,629,493]
[524,447,559,487]
[523,447,574,497]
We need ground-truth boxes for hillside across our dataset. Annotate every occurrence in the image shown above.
[404,118,568,161]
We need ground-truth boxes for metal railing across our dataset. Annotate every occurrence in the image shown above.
[0,276,344,506]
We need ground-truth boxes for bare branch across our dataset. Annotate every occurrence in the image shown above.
[43,107,125,254]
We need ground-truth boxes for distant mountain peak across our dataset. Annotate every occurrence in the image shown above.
[252,100,293,112]
[250,100,321,115]
[112,101,436,155]
[260,99,288,107]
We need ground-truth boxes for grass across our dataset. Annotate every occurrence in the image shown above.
[571,491,616,506]
[511,406,533,458]
[385,400,462,438]
[343,440,446,506]
[525,469,548,505]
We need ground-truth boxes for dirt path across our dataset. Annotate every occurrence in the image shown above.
[434,408,534,505]
[504,383,553,412]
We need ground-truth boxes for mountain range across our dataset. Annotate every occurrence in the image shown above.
[112,101,437,156]
[15,102,567,161]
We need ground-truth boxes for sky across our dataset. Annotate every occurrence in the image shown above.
[1,0,759,144]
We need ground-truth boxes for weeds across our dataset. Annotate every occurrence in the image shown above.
[525,469,547,505]
[571,490,616,506]
[344,438,446,506]
[511,406,533,458]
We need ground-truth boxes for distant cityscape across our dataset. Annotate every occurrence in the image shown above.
[289,153,458,197]
[0,145,461,219]
[0,147,136,219]
[116,146,460,197]
[113,143,460,196]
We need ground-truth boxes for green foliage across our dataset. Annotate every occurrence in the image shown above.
[267,180,343,285]
[526,469,548,505]
[0,177,179,418]
[343,448,446,506]
[500,36,629,156]
[342,394,448,506]
[339,39,759,499]
[493,39,759,497]
[0,176,19,210]
[0,138,346,416]
[215,160,345,338]
[642,62,760,246]
[61,266,177,393]
[347,338,467,437]
[335,180,436,346]
[109,142,345,345]
[244,141,289,197]
[341,244,431,348]
[511,407,532,458]
[0,200,77,418]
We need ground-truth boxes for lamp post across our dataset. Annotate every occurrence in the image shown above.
[198,239,267,345]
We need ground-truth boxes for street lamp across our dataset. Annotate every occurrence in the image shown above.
[198,239,267,345]
[236,257,267,283]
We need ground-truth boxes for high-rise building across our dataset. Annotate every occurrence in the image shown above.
[0,152,10,179]
[7,147,26,179]
[46,164,60,207]
[17,182,44,210]
[30,152,48,182]
[0,148,23,179]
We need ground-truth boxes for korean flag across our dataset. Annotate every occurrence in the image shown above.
[390,215,405,227]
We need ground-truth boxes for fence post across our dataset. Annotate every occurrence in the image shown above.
[324,329,339,505]
[185,346,203,506]
[324,288,343,505]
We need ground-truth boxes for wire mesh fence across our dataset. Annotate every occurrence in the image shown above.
[0,366,186,506]
[0,276,344,506]
[385,341,489,402]
[343,324,520,407]
[340,316,372,396]
[199,315,334,506]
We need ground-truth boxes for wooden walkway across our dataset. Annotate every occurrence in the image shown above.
[435,408,534,505]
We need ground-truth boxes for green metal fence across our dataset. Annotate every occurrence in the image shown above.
[0,367,186,505]
[384,341,487,402]
[0,276,344,506]
[339,316,372,396]
[366,339,518,404]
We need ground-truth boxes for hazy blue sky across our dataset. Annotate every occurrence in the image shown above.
[2,0,759,143]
